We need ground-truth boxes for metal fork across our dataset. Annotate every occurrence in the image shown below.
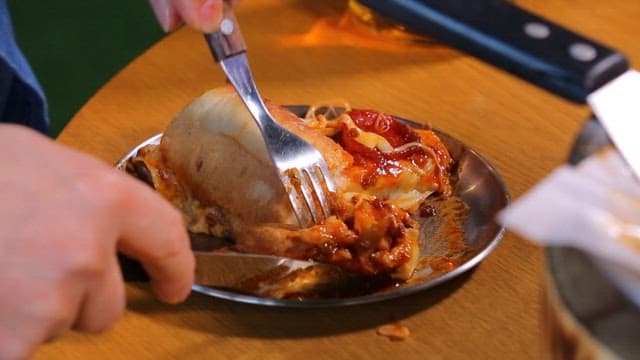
[203,3,335,227]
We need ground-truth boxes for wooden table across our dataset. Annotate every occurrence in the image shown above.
[36,0,640,358]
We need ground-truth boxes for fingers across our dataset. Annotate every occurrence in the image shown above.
[149,0,225,33]
[0,125,194,357]
[149,0,183,32]
[105,171,195,304]
[175,0,224,33]
[37,135,195,305]
[6,127,195,304]
[0,281,82,360]
[73,255,126,332]
[48,134,195,303]
[0,264,86,360]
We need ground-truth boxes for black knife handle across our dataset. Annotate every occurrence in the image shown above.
[358,0,629,103]
[118,253,149,282]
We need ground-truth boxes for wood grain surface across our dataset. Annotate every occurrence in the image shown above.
[36,0,640,358]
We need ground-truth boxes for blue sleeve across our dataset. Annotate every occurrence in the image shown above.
[0,0,49,134]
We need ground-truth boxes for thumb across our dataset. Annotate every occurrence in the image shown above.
[149,0,183,32]
[160,0,225,33]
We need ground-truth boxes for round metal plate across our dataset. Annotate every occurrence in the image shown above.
[117,106,509,307]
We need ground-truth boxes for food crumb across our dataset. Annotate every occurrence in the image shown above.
[376,322,410,341]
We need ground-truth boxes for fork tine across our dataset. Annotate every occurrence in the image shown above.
[280,170,313,227]
[305,165,333,220]
[298,168,325,224]
[282,165,332,227]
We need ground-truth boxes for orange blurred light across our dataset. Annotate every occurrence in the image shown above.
[278,12,432,52]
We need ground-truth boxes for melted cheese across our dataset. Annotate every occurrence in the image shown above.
[341,114,394,152]
[328,113,444,212]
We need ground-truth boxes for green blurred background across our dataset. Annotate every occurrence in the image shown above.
[7,0,165,137]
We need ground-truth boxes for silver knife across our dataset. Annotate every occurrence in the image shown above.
[192,251,316,287]
[119,251,316,288]
[587,71,640,176]
[358,0,639,176]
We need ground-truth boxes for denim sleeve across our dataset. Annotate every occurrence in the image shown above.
[0,0,49,134]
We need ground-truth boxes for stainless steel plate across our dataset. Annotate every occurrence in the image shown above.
[117,106,509,307]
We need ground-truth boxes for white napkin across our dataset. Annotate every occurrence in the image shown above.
[497,147,640,305]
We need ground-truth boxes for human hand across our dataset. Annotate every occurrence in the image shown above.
[0,124,194,359]
[149,0,241,33]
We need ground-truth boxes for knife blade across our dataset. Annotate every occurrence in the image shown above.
[358,0,638,176]
[587,70,640,176]
[119,251,317,288]
[192,251,316,287]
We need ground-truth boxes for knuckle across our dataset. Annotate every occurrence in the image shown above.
[154,211,189,260]
[156,233,184,263]
[81,308,122,333]
[77,285,126,334]
[0,336,34,360]
[88,171,131,208]
[75,168,133,212]
[32,289,74,336]
[165,209,187,235]
[64,240,107,279]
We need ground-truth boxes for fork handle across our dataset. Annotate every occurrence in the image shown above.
[119,253,149,282]
[204,1,246,61]
[203,3,286,140]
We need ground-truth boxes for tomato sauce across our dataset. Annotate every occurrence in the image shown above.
[335,109,451,189]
